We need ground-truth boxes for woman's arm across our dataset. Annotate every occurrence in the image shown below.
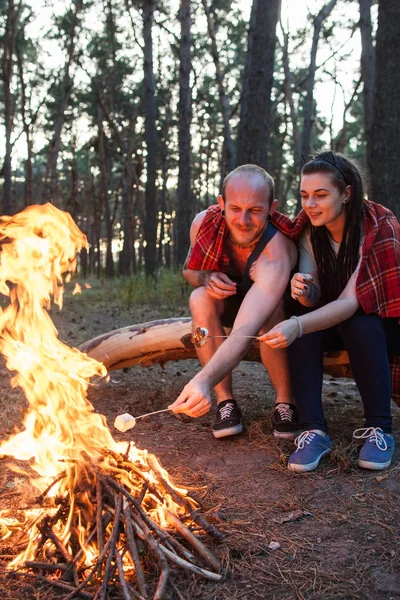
[260,270,360,348]
[291,231,321,307]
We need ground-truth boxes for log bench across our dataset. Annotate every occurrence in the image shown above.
[79,317,353,379]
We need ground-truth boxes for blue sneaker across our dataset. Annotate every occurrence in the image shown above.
[288,431,332,473]
[353,427,395,471]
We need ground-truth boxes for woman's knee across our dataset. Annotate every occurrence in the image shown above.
[338,312,384,339]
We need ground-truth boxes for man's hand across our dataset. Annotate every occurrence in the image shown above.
[201,272,237,300]
[258,318,299,349]
[168,378,212,418]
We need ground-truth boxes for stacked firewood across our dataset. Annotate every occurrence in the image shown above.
[5,447,223,600]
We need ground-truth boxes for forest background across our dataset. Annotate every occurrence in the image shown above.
[0,0,399,279]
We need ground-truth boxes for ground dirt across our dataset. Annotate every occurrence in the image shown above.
[1,283,400,600]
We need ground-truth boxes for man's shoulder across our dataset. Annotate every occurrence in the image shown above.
[260,227,297,265]
[267,227,297,252]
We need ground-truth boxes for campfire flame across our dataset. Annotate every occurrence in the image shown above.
[0,204,221,597]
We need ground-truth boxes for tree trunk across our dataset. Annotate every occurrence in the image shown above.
[15,26,33,206]
[42,0,82,205]
[97,105,114,277]
[142,0,158,276]
[281,25,301,178]
[359,0,375,180]
[175,0,192,266]
[292,0,337,212]
[301,0,337,157]
[201,0,235,174]
[119,154,134,275]
[236,0,281,169]
[369,0,400,217]
[1,0,22,214]
[158,135,169,268]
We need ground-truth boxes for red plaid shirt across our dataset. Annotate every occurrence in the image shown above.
[187,205,229,271]
[272,201,400,404]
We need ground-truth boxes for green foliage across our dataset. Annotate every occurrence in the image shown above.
[75,270,190,312]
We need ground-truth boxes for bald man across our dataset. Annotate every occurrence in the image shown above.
[170,164,300,440]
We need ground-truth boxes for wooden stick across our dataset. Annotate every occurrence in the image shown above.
[159,544,222,582]
[130,512,169,600]
[165,510,221,572]
[137,480,149,505]
[98,493,123,600]
[96,478,104,555]
[25,561,68,572]
[62,529,115,600]
[9,571,93,599]
[36,470,67,504]
[39,522,79,586]
[114,546,135,600]
[122,502,148,599]
[149,473,224,542]
[106,475,220,571]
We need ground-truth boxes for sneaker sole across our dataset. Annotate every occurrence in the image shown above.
[273,429,302,440]
[212,424,243,439]
[288,448,331,473]
[358,458,392,471]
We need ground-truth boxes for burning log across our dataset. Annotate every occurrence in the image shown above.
[0,204,223,599]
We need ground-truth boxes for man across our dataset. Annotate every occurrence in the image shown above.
[169,164,299,439]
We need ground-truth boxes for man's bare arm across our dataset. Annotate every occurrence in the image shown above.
[170,234,297,415]
[192,235,295,388]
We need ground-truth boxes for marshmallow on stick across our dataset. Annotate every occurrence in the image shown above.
[114,408,170,432]
[114,413,136,432]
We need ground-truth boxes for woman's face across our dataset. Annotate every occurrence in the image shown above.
[300,172,351,241]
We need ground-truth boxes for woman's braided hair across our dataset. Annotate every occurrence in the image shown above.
[301,151,365,303]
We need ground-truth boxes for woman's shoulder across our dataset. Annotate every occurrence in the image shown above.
[363,200,400,241]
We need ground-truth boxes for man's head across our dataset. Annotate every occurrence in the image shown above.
[218,164,277,248]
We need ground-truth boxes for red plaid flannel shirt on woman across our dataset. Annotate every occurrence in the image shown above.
[272,200,400,404]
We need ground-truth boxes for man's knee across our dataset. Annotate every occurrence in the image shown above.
[189,286,223,317]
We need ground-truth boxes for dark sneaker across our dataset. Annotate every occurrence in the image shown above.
[271,403,302,440]
[288,431,332,472]
[354,427,395,471]
[212,400,243,439]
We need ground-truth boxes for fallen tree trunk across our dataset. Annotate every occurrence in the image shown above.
[79,317,353,379]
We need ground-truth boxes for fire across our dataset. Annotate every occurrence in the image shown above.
[0,204,221,595]
[0,203,118,477]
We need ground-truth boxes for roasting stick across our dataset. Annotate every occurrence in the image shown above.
[192,326,260,347]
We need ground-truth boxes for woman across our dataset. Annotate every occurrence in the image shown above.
[263,151,400,473]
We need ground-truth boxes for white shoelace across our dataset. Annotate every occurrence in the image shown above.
[219,403,234,420]
[276,403,294,422]
[294,431,316,450]
[353,427,388,451]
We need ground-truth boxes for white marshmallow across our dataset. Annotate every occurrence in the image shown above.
[114,413,136,432]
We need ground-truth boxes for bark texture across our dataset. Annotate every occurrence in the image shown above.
[369,0,400,218]
[236,0,281,169]
[175,0,192,266]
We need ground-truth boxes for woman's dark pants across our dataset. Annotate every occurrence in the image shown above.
[288,313,400,434]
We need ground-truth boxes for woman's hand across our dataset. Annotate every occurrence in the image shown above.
[258,318,299,349]
[291,272,314,301]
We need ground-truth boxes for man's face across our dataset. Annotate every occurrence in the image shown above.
[221,174,271,247]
